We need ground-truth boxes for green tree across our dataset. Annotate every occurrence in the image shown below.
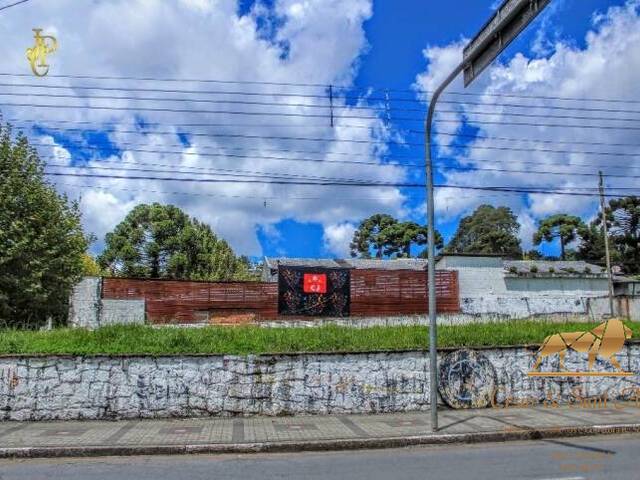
[381,221,443,257]
[349,214,397,258]
[445,205,522,258]
[576,221,610,265]
[533,214,585,261]
[598,196,640,274]
[81,253,105,276]
[98,203,252,280]
[0,125,89,328]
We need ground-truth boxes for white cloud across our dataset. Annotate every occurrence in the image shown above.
[517,212,537,251]
[323,222,356,257]
[0,0,406,256]
[414,0,640,244]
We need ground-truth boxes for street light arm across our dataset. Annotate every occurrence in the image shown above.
[424,61,464,433]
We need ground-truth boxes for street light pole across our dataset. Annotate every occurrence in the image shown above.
[423,0,551,433]
[425,63,463,432]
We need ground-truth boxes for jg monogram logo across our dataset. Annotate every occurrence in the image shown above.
[26,28,58,77]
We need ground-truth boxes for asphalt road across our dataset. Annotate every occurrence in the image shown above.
[1,434,639,480]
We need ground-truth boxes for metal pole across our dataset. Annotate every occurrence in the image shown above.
[598,171,615,317]
[425,63,464,432]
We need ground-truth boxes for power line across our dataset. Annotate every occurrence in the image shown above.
[42,158,640,189]
[44,162,396,185]
[4,92,640,125]
[437,164,640,180]
[37,170,640,197]
[54,182,408,202]
[1,71,640,105]
[22,124,640,159]
[0,0,32,12]
[3,82,640,115]
[5,100,640,131]
[23,136,640,174]
[31,143,408,168]
[10,116,640,149]
[435,131,640,149]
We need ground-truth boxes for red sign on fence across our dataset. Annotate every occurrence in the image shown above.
[303,273,327,294]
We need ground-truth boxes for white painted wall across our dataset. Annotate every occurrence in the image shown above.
[436,256,616,318]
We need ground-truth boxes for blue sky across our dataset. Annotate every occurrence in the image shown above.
[261,0,629,259]
[1,0,638,261]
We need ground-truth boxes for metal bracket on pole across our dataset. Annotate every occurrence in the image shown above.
[329,84,334,128]
[425,62,464,432]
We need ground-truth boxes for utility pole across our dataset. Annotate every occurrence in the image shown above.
[599,171,615,317]
[425,65,463,434]
[425,0,550,432]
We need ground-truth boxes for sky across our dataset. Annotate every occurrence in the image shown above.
[0,0,638,260]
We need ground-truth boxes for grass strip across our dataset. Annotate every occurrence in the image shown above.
[0,320,637,356]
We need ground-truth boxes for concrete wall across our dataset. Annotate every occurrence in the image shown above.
[68,278,145,329]
[1,344,639,421]
[505,276,610,296]
[68,277,101,328]
[433,258,624,319]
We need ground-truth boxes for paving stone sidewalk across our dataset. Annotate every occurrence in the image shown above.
[1,403,640,458]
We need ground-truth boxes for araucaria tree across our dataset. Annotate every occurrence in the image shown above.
[349,214,397,258]
[533,214,585,261]
[350,214,442,258]
[445,205,522,258]
[0,125,89,328]
[380,221,443,258]
[98,203,253,280]
[599,196,640,274]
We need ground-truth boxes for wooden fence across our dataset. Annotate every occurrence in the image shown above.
[102,270,459,324]
[350,269,460,316]
[102,278,278,324]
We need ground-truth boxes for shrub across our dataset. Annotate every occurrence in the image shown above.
[529,265,538,273]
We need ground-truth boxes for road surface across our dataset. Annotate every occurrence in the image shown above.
[0,434,638,480]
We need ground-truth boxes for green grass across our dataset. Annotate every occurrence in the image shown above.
[0,320,638,356]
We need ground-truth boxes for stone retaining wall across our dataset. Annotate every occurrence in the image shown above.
[1,343,639,421]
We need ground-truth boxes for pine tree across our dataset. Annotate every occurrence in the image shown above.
[0,124,89,328]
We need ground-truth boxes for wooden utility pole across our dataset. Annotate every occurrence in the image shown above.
[599,171,615,317]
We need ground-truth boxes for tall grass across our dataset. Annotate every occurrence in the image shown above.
[0,320,637,356]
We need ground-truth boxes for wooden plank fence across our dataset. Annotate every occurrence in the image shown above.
[350,269,459,316]
[102,270,459,324]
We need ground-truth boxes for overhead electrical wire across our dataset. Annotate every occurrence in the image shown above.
[1,71,639,105]
[5,100,640,132]
[2,84,640,116]
[3,73,640,204]
[20,124,640,159]
[0,0,32,12]
[38,170,640,197]
[8,116,640,150]
[2,95,640,125]
[40,157,640,184]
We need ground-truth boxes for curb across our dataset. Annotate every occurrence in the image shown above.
[1,423,639,459]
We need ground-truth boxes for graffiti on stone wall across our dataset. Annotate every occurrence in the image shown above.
[438,349,497,409]
[0,367,19,392]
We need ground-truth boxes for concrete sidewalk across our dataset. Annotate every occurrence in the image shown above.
[1,403,640,458]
